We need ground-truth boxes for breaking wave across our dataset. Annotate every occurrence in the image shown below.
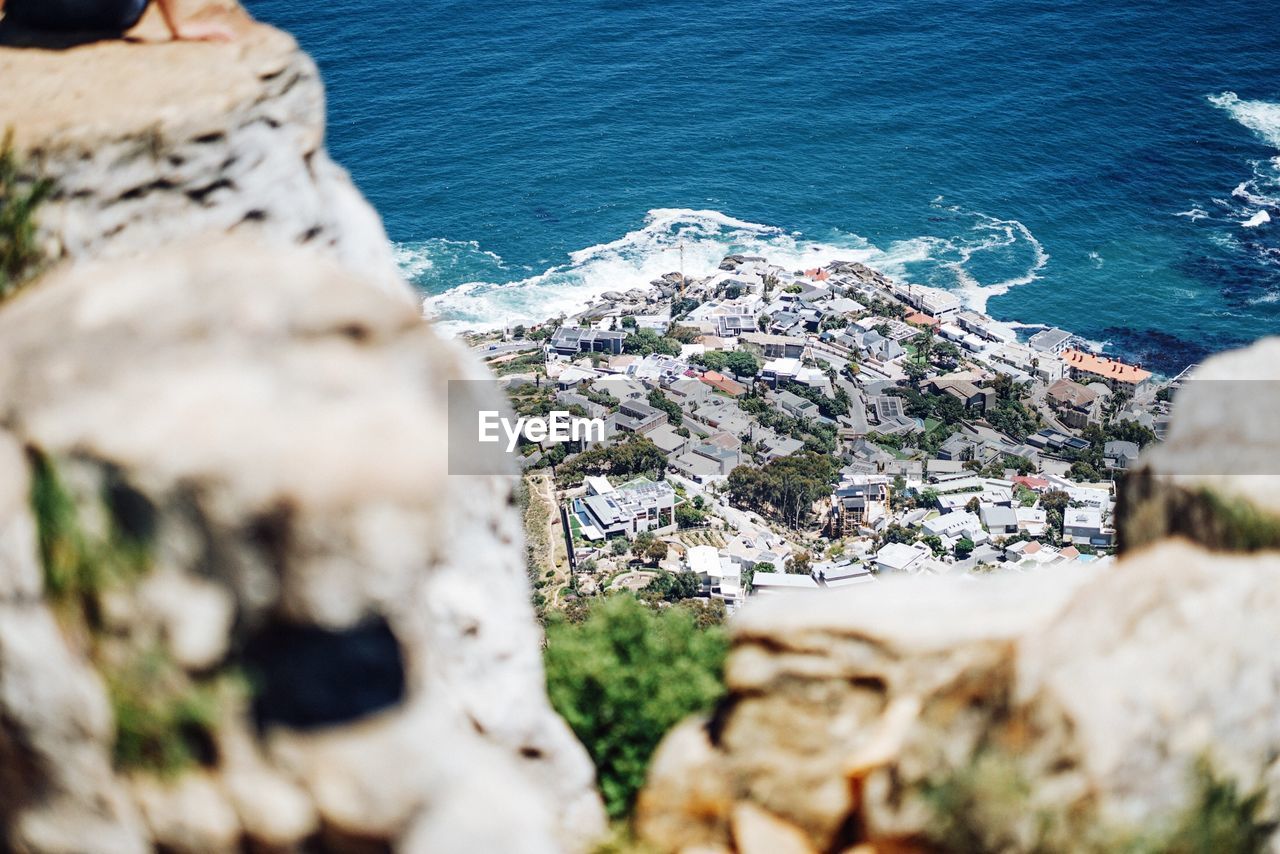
[1206,92,1280,228]
[402,206,1049,335]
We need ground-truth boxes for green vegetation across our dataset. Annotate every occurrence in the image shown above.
[1186,488,1280,553]
[724,350,760,379]
[922,751,1272,854]
[781,379,851,420]
[647,388,683,426]
[30,452,238,776]
[543,595,728,818]
[675,501,708,528]
[623,329,682,357]
[491,351,546,377]
[738,395,837,454]
[31,452,151,614]
[1,130,52,298]
[786,550,811,574]
[642,569,701,601]
[108,650,241,775]
[1153,758,1272,854]
[517,476,553,616]
[556,435,667,487]
[726,451,839,528]
[985,374,1040,441]
[632,530,669,565]
[696,349,759,380]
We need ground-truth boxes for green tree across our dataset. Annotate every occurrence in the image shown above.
[623,329,680,356]
[1040,490,1072,515]
[643,569,700,601]
[543,596,728,818]
[642,537,669,566]
[633,530,656,554]
[694,350,730,373]
[647,388,683,426]
[725,452,838,529]
[675,503,707,529]
[786,550,812,575]
[954,537,975,559]
[880,524,916,546]
[904,361,929,388]
[725,350,760,380]
[556,435,667,487]
[678,598,727,630]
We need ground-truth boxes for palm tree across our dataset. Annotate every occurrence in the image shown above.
[917,326,935,367]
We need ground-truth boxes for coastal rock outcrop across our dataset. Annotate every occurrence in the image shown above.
[0,12,409,300]
[637,540,1280,852]
[0,240,604,852]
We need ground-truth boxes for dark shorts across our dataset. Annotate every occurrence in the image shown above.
[4,0,151,32]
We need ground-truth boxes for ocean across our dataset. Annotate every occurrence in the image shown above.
[249,0,1280,373]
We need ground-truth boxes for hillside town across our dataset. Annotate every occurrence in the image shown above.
[472,256,1176,619]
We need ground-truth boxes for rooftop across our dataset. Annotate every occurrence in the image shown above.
[1062,349,1152,384]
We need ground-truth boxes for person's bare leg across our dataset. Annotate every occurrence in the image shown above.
[154,0,234,41]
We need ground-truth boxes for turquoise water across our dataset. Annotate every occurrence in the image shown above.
[251,0,1280,371]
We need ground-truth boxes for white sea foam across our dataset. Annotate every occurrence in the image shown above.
[415,209,881,335]
[1243,210,1272,228]
[407,206,1049,335]
[393,243,435,280]
[934,212,1049,313]
[1174,207,1209,221]
[1209,92,1280,150]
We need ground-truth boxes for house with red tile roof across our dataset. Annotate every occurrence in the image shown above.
[699,371,748,397]
[1061,349,1152,393]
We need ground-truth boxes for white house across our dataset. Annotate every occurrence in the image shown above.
[875,542,932,574]
[1062,507,1115,548]
[687,545,741,605]
[578,478,676,538]
[922,511,985,540]
[750,571,820,596]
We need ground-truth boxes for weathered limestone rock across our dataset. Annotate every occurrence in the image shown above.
[131,773,241,854]
[1118,337,1280,552]
[730,803,816,854]
[0,14,409,300]
[0,241,604,851]
[638,542,1280,852]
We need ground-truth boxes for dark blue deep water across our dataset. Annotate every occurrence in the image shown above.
[250,0,1280,371]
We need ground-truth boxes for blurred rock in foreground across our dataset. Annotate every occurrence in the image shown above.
[637,540,1280,852]
[1119,337,1280,553]
[0,240,604,852]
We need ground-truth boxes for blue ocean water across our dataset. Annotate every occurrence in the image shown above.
[250,0,1280,372]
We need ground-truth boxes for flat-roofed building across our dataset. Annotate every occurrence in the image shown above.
[578,478,676,538]
[1029,327,1073,355]
[549,327,626,356]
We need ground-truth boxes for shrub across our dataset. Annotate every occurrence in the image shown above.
[543,595,727,818]
[107,649,237,775]
[0,130,52,298]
